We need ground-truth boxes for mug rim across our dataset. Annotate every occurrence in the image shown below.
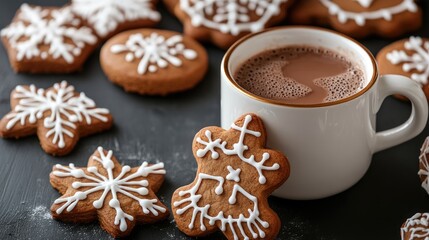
[222,26,379,108]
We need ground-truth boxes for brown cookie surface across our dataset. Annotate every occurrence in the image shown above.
[401,213,429,240]
[50,147,169,238]
[70,0,160,40]
[1,4,98,73]
[100,29,208,95]
[163,0,293,49]
[0,81,113,156]
[289,0,422,38]
[172,113,290,239]
[376,36,429,101]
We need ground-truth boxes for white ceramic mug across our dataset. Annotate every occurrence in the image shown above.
[220,26,428,200]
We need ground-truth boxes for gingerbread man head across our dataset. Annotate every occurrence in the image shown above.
[172,113,290,239]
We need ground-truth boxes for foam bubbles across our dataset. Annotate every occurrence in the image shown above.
[233,46,365,104]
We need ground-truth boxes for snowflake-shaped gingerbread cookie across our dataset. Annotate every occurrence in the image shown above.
[377,36,429,101]
[71,0,160,39]
[172,114,290,239]
[164,0,292,49]
[0,81,113,156]
[1,4,98,73]
[289,0,421,38]
[50,147,169,238]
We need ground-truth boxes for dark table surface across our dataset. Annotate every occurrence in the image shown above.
[1,1,429,239]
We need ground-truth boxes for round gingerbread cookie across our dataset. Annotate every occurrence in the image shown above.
[163,0,294,49]
[0,4,98,73]
[377,36,429,101]
[100,29,208,95]
[289,0,422,38]
[401,213,429,240]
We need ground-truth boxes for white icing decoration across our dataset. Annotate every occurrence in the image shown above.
[110,33,197,75]
[174,173,269,239]
[4,81,109,148]
[354,0,374,8]
[401,213,429,240]
[386,36,429,86]
[226,166,241,182]
[0,4,97,63]
[320,0,418,26]
[418,137,429,195]
[53,147,167,232]
[180,0,287,35]
[71,0,161,37]
[196,114,279,184]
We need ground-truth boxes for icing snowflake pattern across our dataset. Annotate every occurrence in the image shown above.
[0,4,97,63]
[196,114,279,184]
[71,0,160,37]
[174,173,270,240]
[180,0,287,35]
[110,33,197,74]
[401,213,429,240]
[320,0,418,26]
[53,147,167,232]
[418,137,429,194]
[387,36,429,85]
[4,81,109,148]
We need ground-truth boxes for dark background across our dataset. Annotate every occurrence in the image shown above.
[0,1,428,239]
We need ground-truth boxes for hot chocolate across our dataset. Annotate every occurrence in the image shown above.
[233,46,365,104]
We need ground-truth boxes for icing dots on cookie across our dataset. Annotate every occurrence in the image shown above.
[110,32,197,75]
[1,4,97,63]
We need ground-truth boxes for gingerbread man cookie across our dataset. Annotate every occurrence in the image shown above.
[172,114,290,239]
[401,213,429,240]
[289,0,422,38]
[377,36,429,101]
[70,0,160,40]
[100,29,208,95]
[0,81,113,156]
[1,4,98,73]
[163,0,294,49]
[50,147,169,238]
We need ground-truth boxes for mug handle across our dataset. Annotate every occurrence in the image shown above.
[373,75,428,153]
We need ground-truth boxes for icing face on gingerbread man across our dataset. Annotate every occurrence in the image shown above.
[172,114,290,239]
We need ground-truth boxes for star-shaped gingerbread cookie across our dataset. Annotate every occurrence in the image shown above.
[289,0,422,38]
[0,81,113,156]
[172,113,290,239]
[50,147,169,238]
